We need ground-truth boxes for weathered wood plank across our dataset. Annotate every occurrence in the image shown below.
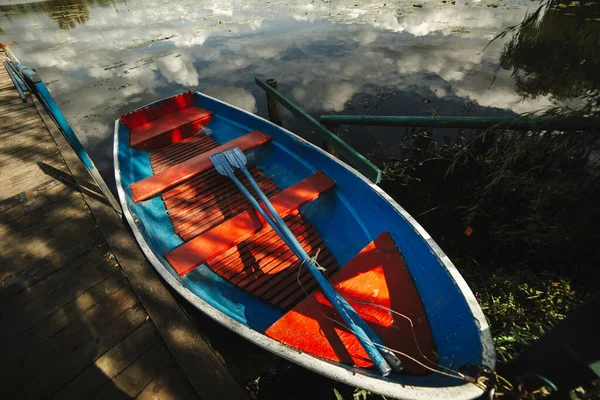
[0,105,40,125]
[39,93,248,399]
[136,364,198,400]
[0,178,77,224]
[0,159,67,195]
[0,82,17,92]
[0,89,24,102]
[0,188,83,238]
[0,202,94,255]
[0,162,67,197]
[0,98,35,113]
[0,194,87,252]
[4,285,139,389]
[49,322,159,400]
[0,135,56,161]
[0,243,116,320]
[0,148,64,179]
[0,225,104,300]
[91,343,175,400]
[0,117,44,136]
[0,272,127,363]
[0,126,52,151]
[0,145,62,172]
[14,304,148,399]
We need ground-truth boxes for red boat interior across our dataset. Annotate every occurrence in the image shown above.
[121,93,438,374]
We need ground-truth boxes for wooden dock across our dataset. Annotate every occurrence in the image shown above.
[0,52,246,399]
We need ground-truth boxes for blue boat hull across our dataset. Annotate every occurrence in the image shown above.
[114,91,494,399]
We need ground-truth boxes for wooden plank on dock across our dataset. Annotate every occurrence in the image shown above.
[49,322,160,400]
[0,271,127,362]
[0,50,247,400]
[0,178,78,224]
[35,94,248,399]
[136,364,199,400]
[91,342,175,400]
[16,305,149,398]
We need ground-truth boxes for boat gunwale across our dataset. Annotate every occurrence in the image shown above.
[114,91,495,400]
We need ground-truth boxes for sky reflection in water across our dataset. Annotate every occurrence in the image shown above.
[0,0,551,181]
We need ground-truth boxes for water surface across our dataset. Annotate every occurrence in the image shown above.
[1,0,553,186]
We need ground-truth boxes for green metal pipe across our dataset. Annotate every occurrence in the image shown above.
[319,115,599,131]
[255,78,382,183]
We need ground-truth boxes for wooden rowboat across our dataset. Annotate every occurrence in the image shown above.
[114,92,494,399]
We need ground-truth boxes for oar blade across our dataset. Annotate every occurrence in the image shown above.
[224,147,247,169]
[210,153,234,177]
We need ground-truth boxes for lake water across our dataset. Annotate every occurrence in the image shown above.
[1,0,553,187]
[3,0,598,395]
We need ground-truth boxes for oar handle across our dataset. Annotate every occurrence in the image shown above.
[233,168,399,375]
[212,149,402,375]
[239,167,307,258]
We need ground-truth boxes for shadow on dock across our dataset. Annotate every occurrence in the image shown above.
[0,60,200,399]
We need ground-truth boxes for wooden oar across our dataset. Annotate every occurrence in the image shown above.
[210,148,403,376]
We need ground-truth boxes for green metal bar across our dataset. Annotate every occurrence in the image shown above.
[319,115,600,131]
[255,78,382,183]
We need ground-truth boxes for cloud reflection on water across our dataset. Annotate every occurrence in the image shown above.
[0,0,551,178]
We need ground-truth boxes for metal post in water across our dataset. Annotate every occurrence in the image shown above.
[265,78,282,126]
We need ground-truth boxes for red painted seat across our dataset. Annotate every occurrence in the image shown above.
[130,131,271,202]
[129,107,212,150]
[164,171,336,276]
[265,232,438,374]
[121,92,213,150]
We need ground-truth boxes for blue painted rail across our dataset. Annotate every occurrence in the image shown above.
[10,60,121,214]
[3,61,28,102]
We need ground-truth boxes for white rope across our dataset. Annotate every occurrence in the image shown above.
[293,251,484,388]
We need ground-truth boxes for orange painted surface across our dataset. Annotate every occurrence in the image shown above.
[121,92,195,129]
[164,171,335,276]
[151,134,220,173]
[131,131,271,202]
[265,232,437,374]
[204,210,338,309]
[162,166,279,242]
[129,107,213,150]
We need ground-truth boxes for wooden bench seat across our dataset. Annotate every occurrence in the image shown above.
[130,131,271,202]
[121,92,213,150]
[129,107,212,150]
[265,232,438,374]
[164,171,335,276]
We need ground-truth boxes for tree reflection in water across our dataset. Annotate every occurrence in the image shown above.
[500,0,600,113]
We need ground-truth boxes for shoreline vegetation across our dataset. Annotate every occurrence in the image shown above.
[2,0,597,398]
[244,3,599,398]
[374,0,599,398]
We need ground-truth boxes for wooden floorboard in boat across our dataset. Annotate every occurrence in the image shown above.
[0,52,206,400]
[152,135,339,308]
